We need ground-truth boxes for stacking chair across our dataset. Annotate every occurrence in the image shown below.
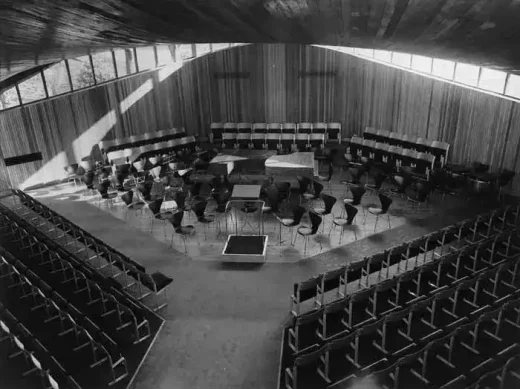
[309,133,325,149]
[267,123,281,133]
[251,132,265,149]
[327,123,341,143]
[276,205,305,246]
[287,308,323,354]
[373,309,416,356]
[312,194,336,233]
[364,194,392,231]
[407,181,432,209]
[169,210,194,253]
[282,123,297,133]
[348,136,363,160]
[318,163,333,194]
[332,203,358,243]
[222,132,236,148]
[281,133,295,150]
[401,134,418,150]
[303,181,324,203]
[236,132,251,149]
[291,275,322,316]
[313,123,327,134]
[237,122,252,133]
[266,133,280,150]
[343,184,366,208]
[295,133,309,151]
[121,190,145,222]
[210,123,224,144]
[297,211,322,255]
[284,344,328,389]
[345,318,387,372]
[297,123,312,134]
[430,141,450,167]
[363,127,378,141]
[316,298,349,341]
[297,176,312,204]
[365,170,387,197]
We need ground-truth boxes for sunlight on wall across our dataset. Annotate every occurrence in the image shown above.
[158,63,183,82]
[72,110,117,162]
[20,151,68,190]
[120,79,154,114]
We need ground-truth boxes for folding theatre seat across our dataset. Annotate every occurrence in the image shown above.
[284,344,328,389]
[342,287,377,330]
[291,275,322,316]
[312,123,326,134]
[347,136,363,161]
[375,130,391,143]
[222,132,236,148]
[327,123,341,143]
[363,127,378,141]
[253,122,267,134]
[345,318,387,372]
[415,153,436,179]
[316,266,347,306]
[360,139,376,162]
[366,278,401,318]
[430,141,450,167]
[282,123,297,134]
[267,123,281,133]
[266,133,280,150]
[236,132,251,149]
[287,308,323,355]
[281,133,295,150]
[384,132,398,147]
[319,331,358,385]
[251,132,265,149]
[316,297,349,341]
[400,149,419,169]
[401,134,418,150]
[373,307,416,357]
[309,133,325,149]
[372,142,390,167]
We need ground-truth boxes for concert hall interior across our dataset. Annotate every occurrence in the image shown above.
[2,2,520,389]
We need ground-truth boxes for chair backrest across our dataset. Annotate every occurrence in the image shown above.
[312,181,324,198]
[292,206,306,224]
[193,200,208,219]
[297,176,311,195]
[294,344,328,367]
[321,194,337,214]
[148,199,163,215]
[170,210,184,230]
[379,194,392,213]
[309,211,322,234]
[151,166,161,179]
[121,190,133,206]
[253,123,267,133]
[344,202,358,223]
[350,184,366,205]
[298,123,312,133]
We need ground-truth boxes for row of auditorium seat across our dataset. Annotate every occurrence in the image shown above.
[210,122,342,144]
[0,209,150,387]
[105,135,196,165]
[0,300,81,389]
[290,205,520,316]
[349,136,439,176]
[282,208,520,389]
[11,189,172,311]
[217,132,327,151]
[99,128,186,155]
[362,128,450,167]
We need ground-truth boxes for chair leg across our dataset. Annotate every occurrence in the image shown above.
[374,215,379,232]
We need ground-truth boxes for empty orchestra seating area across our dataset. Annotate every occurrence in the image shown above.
[3,14,520,389]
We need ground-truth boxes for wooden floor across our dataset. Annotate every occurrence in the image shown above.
[1,172,500,389]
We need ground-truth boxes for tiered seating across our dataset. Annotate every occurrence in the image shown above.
[0,300,81,389]
[210,122,342,149]
[279,216,520,389]
[362,127,450,167]
[9,190,172,311]
[103,131,196,165]
[290,205,520,316]
[0,216,157,387]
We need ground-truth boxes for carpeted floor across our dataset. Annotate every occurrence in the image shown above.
[14,187,494,389]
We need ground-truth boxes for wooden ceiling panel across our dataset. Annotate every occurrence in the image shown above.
[3,0,520,81]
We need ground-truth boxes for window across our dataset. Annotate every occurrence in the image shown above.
[478,68,507,94]
[43,62,71,96]
[339,47,355,54]
[454,63,480,86]
[91,51,116,83]
[195,44,211,56]
[67,56,95,90]
[505,74,520,99]
[432,59,455,79]
[114,48,137,77]
[211,43,230,52]
[18,73,46,103]
[0,87,20,110]
[411,55,433,73]
[374,50,392,62]
[176,44,194,61]
[136,46,156,71]
[157,45,175,65]
[392,52,412,68]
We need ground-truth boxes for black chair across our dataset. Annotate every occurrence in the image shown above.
[344,184,366,207]
[276,205,305,246]
[121,190,145,221]
[364,193,392,231]
[407,181,432,209]
[318,163,333,194]
[346,165,366,185]
[297,176,312,204]
[168,211,194,253]
[275,182,291,204]
[333,202,358,243]
[303,181,324,203]
[390,171,413,197]
[297,211,323,255]
[261,186,279,234]
[312,194,336,233]
[95,181,117,209]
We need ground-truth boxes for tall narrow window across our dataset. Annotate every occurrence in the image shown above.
[195,44,211,56]
[136,46,156,71]
[355,48,373,57]
[432,59,456,79]
[176,44,194,61]
[0,87,20,110]
[91,51,116,83]
[411,55,433,73]
[211,43,230,52]
[114,48,137,77]
[505,74,520,99]
[373,50,392,62]
[44,61,71,96]
[392,52,412,68]
[18,73,46,103]
[157,45,175,65]
[454,63,480,86]
[478,68,507,94]
[67,56,95,90]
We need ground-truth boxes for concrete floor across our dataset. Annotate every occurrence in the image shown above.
[3,173,494,389]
